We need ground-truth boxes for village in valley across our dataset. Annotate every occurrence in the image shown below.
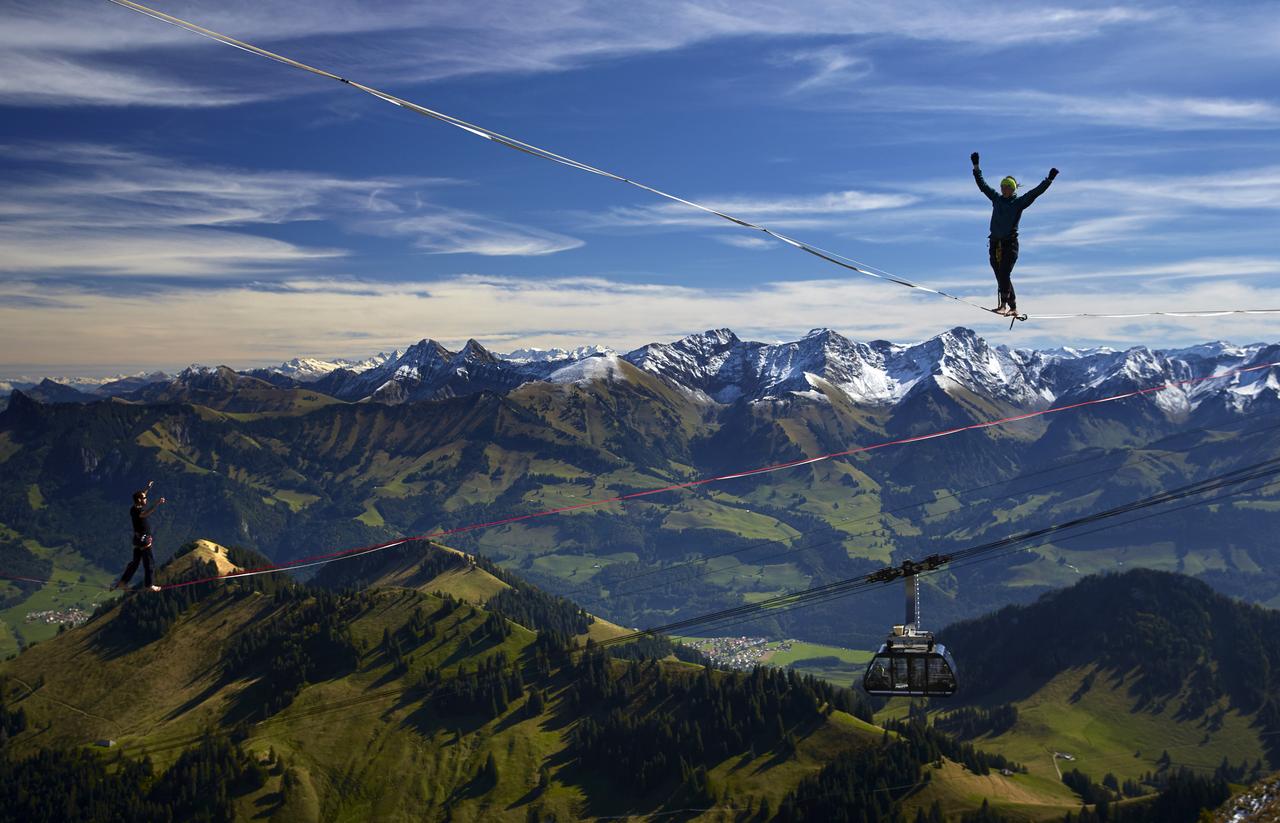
[678,636,796,669]
[24,606,90,629]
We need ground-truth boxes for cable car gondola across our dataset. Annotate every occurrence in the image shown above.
[862,563,958,697]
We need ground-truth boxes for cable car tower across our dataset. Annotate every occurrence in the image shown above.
[862,554,958,697]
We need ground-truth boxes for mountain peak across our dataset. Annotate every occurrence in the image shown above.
[675,328,739,348]
[2,389,44,419]
[395,339,452,369]
[458,339,498,363]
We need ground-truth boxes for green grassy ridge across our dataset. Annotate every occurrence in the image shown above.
[869,570,1280,817]
[2,540,1152,823]
[878,664,1268,821]
[901,758,1083,822]
[884,666,1269,780]
[2,583,568,819]
[1,576,911,821]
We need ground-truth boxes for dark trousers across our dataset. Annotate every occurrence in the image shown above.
[122,538,154,588]
[988,236,1019,310]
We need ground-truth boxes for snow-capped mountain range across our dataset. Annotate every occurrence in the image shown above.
[618,327,1276,414]
[262,353,398,382]
[503,345,613,364]
[7,329,1278,416]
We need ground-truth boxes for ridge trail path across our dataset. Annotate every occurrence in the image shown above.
[10,674,126,737]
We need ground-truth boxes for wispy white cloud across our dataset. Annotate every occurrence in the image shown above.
[0,142,582,273]
[591,189,916,231]
[0,0,426,108]
[375,213,584,256]
[780,46,872,92]
[1018,256,1280,285]
[1018,91,1280,130]
[672,2,1155,46]
[0,52,264,108]
[1019,165,1280,251]
[0,229,344,278]
[1033,214,1162,247]
[1,0,1159,108]
[716,235,777,250]
[1083,166,1280,209]
[818,87,1280,130]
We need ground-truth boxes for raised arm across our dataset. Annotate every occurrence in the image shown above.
[971,152,997,202]
[143,498,166,517]
[1017,167,1058,208]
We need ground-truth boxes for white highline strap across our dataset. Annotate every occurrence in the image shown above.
[106,0,1280,324]
[1030,309,1280,320]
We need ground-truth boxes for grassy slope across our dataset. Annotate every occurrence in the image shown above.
[359,540,633,643]
[765,640,874,687]
[2,580,896,822]
[877,663,1269,818]
[902,759,1082,823]
[0,529,113,657]
[982,666,1268,786]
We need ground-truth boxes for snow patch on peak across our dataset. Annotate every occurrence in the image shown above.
[269,351,396,382]
[502,345,613,363]
[1165,341,1262,362]
[549,354,629,385]
[272,357,346,381]
[699,328,739,345]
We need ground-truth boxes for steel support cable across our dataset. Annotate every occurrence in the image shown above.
[573,457,1122,602]
[569,412,1280,603]
[103,476,1280,760]
[115,468,1280,759]
[562,429,1153,599]
[350,412,1280,611]
[678,473,1280,641]
[25,445,1280,759]
[593,458,1280,646]
[103,1,1280,323]
[102,474,1280,783]
[575,460,1154,606]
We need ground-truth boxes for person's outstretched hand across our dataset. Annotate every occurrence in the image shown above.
[157,497,167,505]
[971,152,980,166]
[1049,167,1059,180]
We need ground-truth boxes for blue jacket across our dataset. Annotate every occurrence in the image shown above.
[974,168,1052,239]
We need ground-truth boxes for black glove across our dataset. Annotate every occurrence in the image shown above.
[1048,167,1059,180]
[971,152,980,166]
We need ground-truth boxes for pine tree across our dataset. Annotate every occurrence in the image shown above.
[527,687,546,716]
[481,752,499,786]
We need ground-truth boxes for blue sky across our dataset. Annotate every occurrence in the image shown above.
[2,0,1279,374]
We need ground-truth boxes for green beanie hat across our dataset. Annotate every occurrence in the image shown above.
[1000,176,1018,190]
